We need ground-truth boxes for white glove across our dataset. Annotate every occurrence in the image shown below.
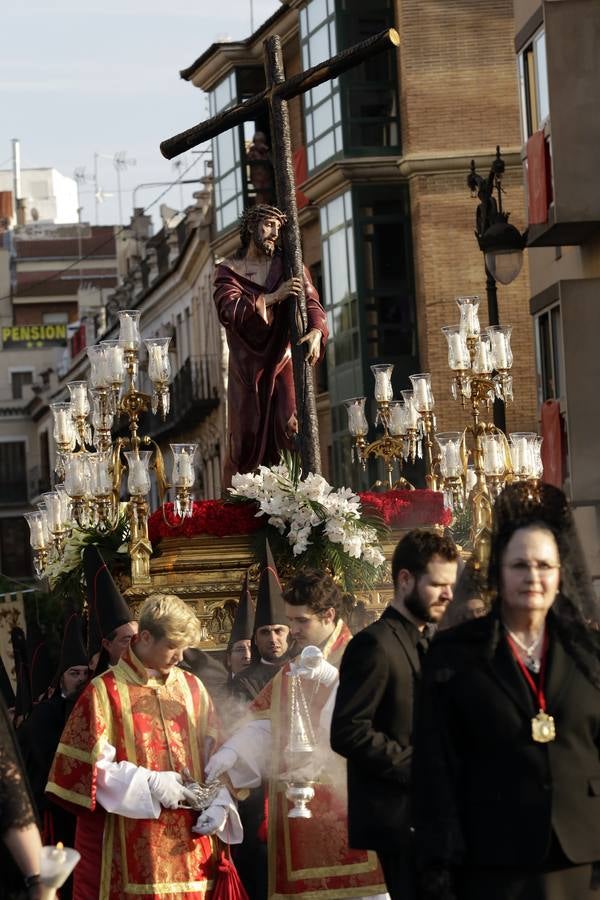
[204,746,238,782]
[146,770,197,809]
[192,801,228,836]
[290,646,339,688]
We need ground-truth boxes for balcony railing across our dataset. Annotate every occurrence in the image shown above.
[136,356,221,440]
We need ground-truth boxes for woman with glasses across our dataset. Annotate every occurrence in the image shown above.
[414,482,600,900]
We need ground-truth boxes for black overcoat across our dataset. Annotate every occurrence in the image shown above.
[413,610,600,870]
[330,606,422,852]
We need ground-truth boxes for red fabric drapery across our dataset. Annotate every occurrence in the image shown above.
[527,131,552,225]
[540,399,565,488]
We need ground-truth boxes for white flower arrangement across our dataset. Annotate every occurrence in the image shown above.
[229,460,386,570]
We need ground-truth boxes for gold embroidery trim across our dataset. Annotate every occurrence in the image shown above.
[55,741,92,763]
[44,782,93,810]
[99,813,114,899]
[112,674,137,763]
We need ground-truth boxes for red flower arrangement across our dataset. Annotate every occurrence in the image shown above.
[148,490,450,543]
[359,489,452,529]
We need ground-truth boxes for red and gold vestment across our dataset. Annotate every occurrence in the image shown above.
[47,646,218,900]
[250,620,386,899]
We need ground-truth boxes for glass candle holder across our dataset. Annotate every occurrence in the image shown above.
[145,338,172,384]
[87,345,110,389]
[472,337,493,375]
[486,325,513,370]
[436,432,463,477]
[118,310,141,347]
[89,451,114,496]
[370,364,394,402]
[170,443,197,488]
[41,492,64,532]
[456,295,481,338]
[25,511,49,550]
[100,340,126,386]
[388,401,407,437]
[509,432,538,478]
[51,402,75,445]
[67,381,90,418]
[55,484,72,527]
[442,326,470,370]
[482,434,506,476]
[63,453,92,498]
[344,398,369,437]
[409,373,434,412]
[400,390,421,428]
[124,450,152,496]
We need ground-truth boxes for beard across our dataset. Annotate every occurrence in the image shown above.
[253,231,276,257]
[404,583,438,624]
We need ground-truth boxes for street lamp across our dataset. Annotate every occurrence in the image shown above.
[467,146,527,431]
[467,146,527,324]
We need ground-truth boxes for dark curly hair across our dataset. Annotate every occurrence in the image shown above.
[282,569,343,623]
[391,529,458,588]
[234,204,287,259]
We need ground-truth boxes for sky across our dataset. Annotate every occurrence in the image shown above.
[1,0,281,229]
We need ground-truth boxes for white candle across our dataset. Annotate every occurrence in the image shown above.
[29,517,45,548]
[466,467,477,493]
[413,379,430,411]
[474,339,492,373]
[54,409,72,442]
[449,333,469,369]
[491,331,509,369]
[388,403,406,436]
[444,442,461,476]
[105,345,125,383]
[120,314,137,343]
[70,385,89,417]
[404,397,420,428]
[148,344,164,381]
[129,461,150,495]
[374,371,393,402]
[176,453,194,486]
[485,438,503,474]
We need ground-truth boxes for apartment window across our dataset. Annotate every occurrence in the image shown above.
[209,68,268,233]
[300,0,343,172]
[320,192,358,369]
[535,304,562,404]
[518,29,550,140]
[11,369,34,400]
[0,441,27,503]
[337,0,399,153]
[42,311,69,325]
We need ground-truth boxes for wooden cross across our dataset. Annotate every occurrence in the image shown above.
[161,27,400,477]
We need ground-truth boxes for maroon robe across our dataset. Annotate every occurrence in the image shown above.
[214,254,328,486]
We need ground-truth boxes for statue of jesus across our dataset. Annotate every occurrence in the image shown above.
[213,204,328,487]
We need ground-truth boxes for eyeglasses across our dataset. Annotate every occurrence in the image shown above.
[503,561,561,575]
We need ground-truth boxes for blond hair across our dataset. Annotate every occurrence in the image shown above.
[138,593,201,646]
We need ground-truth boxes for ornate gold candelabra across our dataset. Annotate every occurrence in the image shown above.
[26,311,200,585]
[345,296,543,558]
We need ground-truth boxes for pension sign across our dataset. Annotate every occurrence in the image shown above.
[1,323,68,349]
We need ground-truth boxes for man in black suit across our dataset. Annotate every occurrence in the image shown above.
[330,529,459,900]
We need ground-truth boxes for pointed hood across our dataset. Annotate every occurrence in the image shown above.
[254,539,287,630]
[26,619,53,700]
[228,570,255,648]
[0,652,15,708]
[83,545,132,657]
[10,626,32,719]
[57,614,89,677]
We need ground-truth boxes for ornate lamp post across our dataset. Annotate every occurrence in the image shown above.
[467,146,527,432]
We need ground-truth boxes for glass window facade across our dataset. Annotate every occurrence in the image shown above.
[209,68,271,233]
[535,303,562,403]
[300,0,343,172]
[320,186,417,485]
[300,0,400,174]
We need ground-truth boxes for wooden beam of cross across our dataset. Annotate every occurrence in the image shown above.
[161,27,400,477]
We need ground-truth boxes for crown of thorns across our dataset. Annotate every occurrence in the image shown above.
[239,204,287,245]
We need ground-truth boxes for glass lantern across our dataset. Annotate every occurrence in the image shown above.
[344,398,369,437]
[442,326,470,370]
[436,432,463,478]
[124,450,152,496]
[50,402,75,447]
[118,310,142,348]
[100,340,126,388]
[25,511,49,550]
[388,401,407,437]
[170,444,197,488]
[87,346,111,390]
[67,381,90,418]
[482,434,506,476]
[63,452,92,498]
[486,325,513,370]
[370,364,394,402]
[456,296,481,338]
[409,373,435,413]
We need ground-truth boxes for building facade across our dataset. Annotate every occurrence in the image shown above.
[0,222,118,577]
[180,0,537,488]
[512,0,600,582]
